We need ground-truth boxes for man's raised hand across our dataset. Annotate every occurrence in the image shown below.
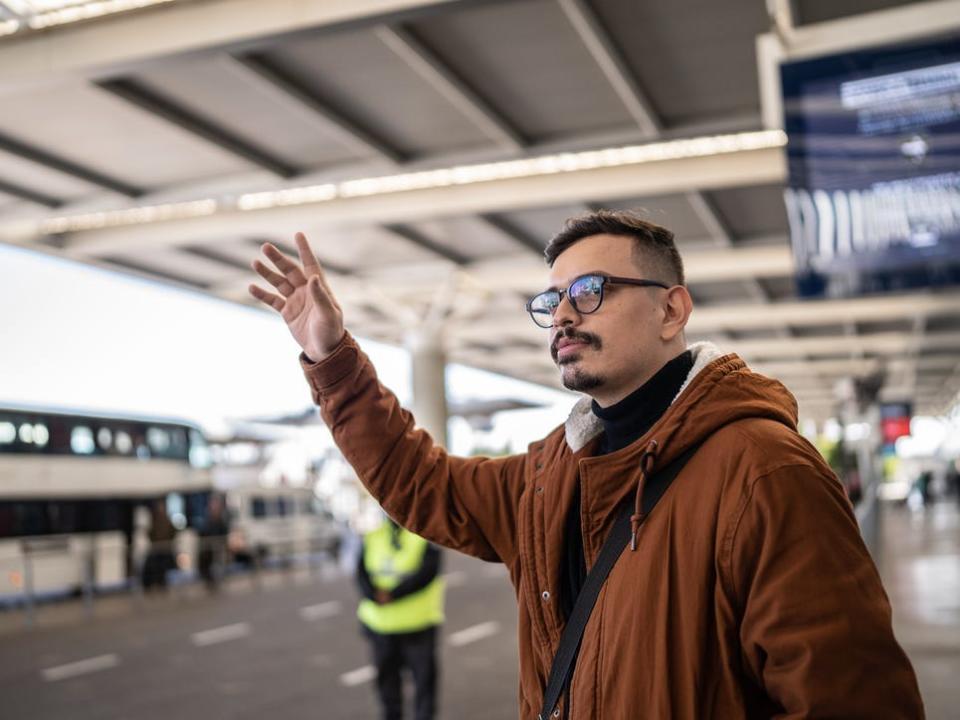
[249,232,345,363]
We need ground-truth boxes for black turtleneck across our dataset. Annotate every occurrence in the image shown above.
[559,350,693,620]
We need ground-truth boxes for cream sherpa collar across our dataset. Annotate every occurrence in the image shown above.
[563,341,726,452]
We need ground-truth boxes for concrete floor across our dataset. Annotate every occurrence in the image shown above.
[878,499,960,720]
[0,499,957,718]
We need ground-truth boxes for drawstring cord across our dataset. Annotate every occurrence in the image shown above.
[630,440,659,551]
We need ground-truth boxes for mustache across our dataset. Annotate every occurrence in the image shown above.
[550,328,602,362]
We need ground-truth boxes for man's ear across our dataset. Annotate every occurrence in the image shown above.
[660,286,692,342]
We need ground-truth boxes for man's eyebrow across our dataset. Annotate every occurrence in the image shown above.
[544,270,607,292]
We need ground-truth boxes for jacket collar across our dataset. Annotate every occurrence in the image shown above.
[563,341,726,453]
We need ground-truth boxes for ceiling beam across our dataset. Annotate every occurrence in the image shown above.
[383,222,470,265]
[725,330,960,361]
[223,54,406,165]
[179,244,253,272]
[0,176,62,208]
[0,0,459,91]
[0,129,142,197]
[751,355,959,379]
[557,0,659,136]
[46,144,786,254]
[374,24,526,152]
[97,254,213,289]
[477,213,545,256]
[96,78,300,178]
[686,293,960,334]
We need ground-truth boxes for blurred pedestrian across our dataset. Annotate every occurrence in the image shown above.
[198,494,229,592]
[142,499,177,591]
[357,517,443,720]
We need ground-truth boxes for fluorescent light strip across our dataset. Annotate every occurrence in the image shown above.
[40,199,217,234]
[37,130,786,232]
[239,130,787,210]
[0,0,177,31]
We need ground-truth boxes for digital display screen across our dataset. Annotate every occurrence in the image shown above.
[781,35,960,297]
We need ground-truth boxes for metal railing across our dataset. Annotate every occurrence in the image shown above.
[0,531,341,629]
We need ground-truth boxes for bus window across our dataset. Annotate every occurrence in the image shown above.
[147,427,170,455]
[71,426,95,455]
[97,427,113,451]
[189,430,212,468]
[115,431,133,455]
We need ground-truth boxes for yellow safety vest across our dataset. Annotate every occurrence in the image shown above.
[357,523,445,634]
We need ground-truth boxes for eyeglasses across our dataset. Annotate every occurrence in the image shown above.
[525,273,670,328]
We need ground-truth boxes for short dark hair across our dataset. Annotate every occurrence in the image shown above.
[544,209,685,286]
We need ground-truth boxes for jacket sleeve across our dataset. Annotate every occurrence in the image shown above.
[391,545,442,601]
[726,462,924,719]
[302,333,527,564]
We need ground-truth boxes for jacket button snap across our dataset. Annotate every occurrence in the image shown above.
[541,590,550,601]
[535,486,543,495]
[535,462,543,470]
[552,710,560,718]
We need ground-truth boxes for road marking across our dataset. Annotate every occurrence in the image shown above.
[448,621,501,647]
[42,654,119,682]
[299,600,342,621]
[443,570,468,587]
[191,622,251,647]
[340,665,376,687]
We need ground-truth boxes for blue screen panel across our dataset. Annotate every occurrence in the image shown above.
[781,35,960,297]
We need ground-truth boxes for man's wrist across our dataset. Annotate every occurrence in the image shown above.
[303,331,347,365]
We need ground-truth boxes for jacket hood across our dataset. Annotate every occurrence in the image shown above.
[563,341,799,465]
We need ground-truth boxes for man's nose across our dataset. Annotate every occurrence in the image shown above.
[551,292,580,328]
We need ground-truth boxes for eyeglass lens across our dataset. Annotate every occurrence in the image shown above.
[528,275,604,327]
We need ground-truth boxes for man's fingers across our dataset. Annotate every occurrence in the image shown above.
[248,283,286,312]
[251,259,296,297]
[295,232,321,272]
[263,243,308,286]
[295,232,337,301]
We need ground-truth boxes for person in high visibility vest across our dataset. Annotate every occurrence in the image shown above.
[356,517,444,720]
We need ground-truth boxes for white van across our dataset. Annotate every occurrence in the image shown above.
[225,486,340,564]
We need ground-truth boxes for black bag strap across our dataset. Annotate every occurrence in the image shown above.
[537,442,703,720]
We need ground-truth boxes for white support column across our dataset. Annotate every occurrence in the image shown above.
[406,329,448,448]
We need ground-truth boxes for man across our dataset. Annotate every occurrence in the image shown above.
[249,210,923,718]
[197,493,229,592]
[356,517,444,720]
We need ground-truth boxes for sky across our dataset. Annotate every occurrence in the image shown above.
[0,244,576,456]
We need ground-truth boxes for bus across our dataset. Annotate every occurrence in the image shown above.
[0,404,213,602]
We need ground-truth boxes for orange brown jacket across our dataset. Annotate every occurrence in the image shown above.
[303,334,923,719]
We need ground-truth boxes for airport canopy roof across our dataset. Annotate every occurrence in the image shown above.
[1,0,959,421]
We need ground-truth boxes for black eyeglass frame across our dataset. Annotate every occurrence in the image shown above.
[525,273,671,328]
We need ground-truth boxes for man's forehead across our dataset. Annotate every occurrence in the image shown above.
[547,234,640,285]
